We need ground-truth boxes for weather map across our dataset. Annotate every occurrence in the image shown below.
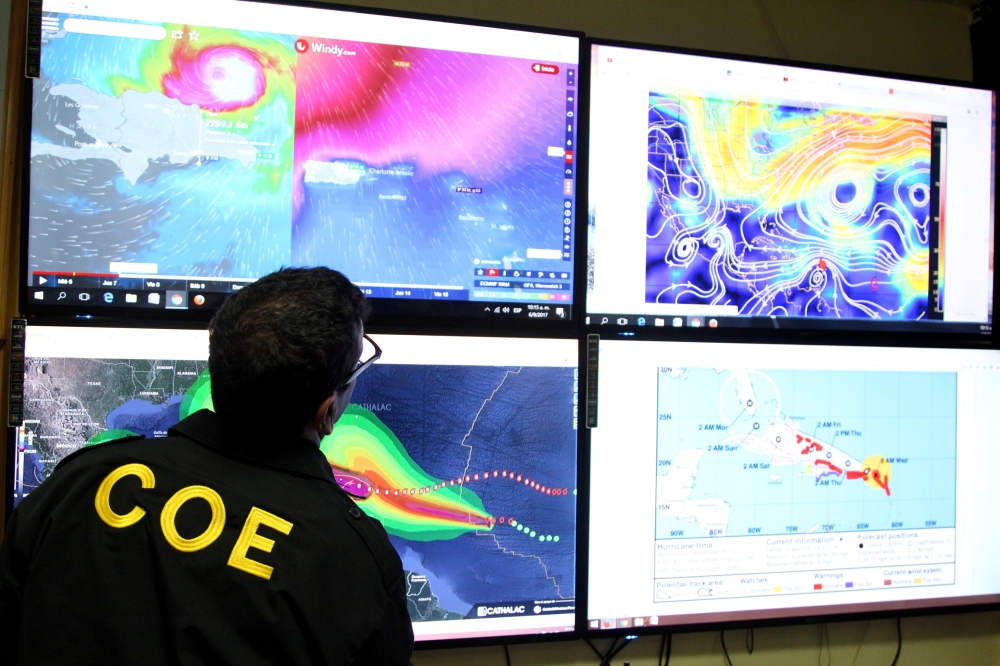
[655,367,957,540]
[13,357,208,504]
[14,359,577,625]
[292,40,576,291]
[646,92,936,319]
[29,19,296,279]
[328,364,577,623]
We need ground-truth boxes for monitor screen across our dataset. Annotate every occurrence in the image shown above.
[587,42,996,336]
[25,0,581,323]
[14,326,578,642]
[586,338,1000,630]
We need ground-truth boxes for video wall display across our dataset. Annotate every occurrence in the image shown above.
[587,338,1000,629]
[25,0,581,321]
[587,43,996,336]
[14,326,579,642]
[9,4,1000,649]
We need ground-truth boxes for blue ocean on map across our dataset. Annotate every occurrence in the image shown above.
[294,161,569,290]
[351,364,577,617]
[106,396,183,439]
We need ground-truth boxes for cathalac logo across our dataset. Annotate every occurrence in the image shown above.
[295,39,309,53]
[477,605,526,617]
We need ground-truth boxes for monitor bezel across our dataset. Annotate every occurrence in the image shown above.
[583,36,999,348]
[574,328,1000,638]
[17,0,589,334]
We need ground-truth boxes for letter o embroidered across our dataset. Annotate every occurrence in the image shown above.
[160,485,226,553]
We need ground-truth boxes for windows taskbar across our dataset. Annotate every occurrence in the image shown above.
[26,286,575,321]
[585,313,992,336]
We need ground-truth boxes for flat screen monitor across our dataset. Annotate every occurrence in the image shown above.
[13,326,579,643]
[24,0,582,323]
[585,338,1000,631]
[587,41,996,337]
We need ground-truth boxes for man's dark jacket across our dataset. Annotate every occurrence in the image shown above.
[0,409,413,665]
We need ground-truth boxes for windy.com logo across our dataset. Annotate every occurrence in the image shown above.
[295,39,357,56]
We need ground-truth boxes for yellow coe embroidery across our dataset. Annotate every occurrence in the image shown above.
[228,507,294,580]
[95,463,156,528]
[95,463,293,580]
[160,485,227,553]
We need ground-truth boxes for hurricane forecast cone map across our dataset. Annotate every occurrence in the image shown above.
[323,365,577,625]
[28,13,578,309]
[646,91,936,319]
[15,359,577,633]
[655,367,956,540]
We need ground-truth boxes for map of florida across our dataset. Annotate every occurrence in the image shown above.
[31,83,258,184]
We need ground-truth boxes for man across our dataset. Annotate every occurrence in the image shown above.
[0,267,413,665]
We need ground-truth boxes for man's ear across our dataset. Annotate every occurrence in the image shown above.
[314,394,337,436]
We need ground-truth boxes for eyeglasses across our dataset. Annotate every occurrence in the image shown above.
[340,333,381,389]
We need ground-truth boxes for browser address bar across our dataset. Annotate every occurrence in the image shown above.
[63,18,166,40]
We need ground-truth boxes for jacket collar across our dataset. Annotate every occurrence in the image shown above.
[169,409,336,484]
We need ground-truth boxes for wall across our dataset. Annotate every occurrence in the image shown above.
[329,0,974,81]
[0,0,9,128]
[1,0,996,663]
[415,613,1000,665]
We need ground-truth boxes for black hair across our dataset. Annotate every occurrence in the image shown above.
[208,267,371,437]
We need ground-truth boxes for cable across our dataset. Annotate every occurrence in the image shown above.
[721,630,733,666]
[586,637,624,666]
[746,627,754,655]
[601,637,621,666]
[891,617,902,666]
[852,620,872,666]
[819,623,831,666]
[503,644,511,666]
[658,633,673,666]
[751,0,790,58]
[604,636,633,665]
